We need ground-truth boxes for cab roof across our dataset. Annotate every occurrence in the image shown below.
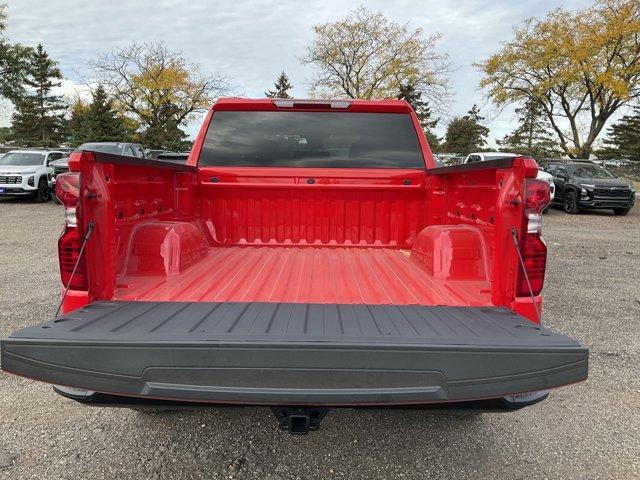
[212,97,413,114]
[7,150,62,155]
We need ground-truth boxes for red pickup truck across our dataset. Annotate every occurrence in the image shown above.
[1,98,587,434]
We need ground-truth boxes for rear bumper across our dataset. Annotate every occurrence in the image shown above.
[578,196,634,209]
[2,340,587,405]
[0,186,35,195]
[1,301,589,406]
[53,387,551,412]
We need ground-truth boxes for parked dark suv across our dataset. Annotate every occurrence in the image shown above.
[545,160,635,215]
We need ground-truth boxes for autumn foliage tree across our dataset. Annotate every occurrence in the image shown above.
[302,7,450,108]
[478,0,640,159]
[89,42,228,149]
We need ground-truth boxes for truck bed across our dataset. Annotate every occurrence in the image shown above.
[1,301,588,405]
[115,246,492,306]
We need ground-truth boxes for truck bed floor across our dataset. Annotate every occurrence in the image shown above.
[116,247,492,306]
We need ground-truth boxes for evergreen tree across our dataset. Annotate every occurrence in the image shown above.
[68,85,131,145]
[140,102,190,151]
[599,106,640,161]
[0,4,33,102]
[11,44,66,146]
[0,126,12,143]
[497,99,560,159]
[265,71,293,98]
[444,105,490,155]
[67,99,89,144]
[398,82,441,149]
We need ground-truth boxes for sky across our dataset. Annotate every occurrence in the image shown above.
[2,0,596,145]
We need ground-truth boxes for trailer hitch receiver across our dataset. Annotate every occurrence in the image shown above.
[271,407,330,435]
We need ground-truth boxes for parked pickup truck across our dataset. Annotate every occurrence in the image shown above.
[1,98,588,434]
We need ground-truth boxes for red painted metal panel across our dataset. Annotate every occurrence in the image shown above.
[68,102,540,319]
[197,168,427,248]
[116,247,491,307]
[211,97,413,113]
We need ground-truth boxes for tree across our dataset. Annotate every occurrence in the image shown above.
[0,126,11,143]
[423,129,442,152]
[478,0,640,159]
[599,106,640,161]
[11,44,66,146]
[444,105,490,155]
[265,71,293,98]
[89,42,228,149]
[67,85,132,145]
[301,6,450,108]
[398,82,441,149]
[67,99,89,143]
[497,98,561,159]
[139,102,191,151]
[0,4,34,102]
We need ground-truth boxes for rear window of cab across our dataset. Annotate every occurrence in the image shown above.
[198,111,424,169]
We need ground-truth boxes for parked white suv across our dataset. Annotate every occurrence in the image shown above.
[464,152,555,205]
[0,150,66,202]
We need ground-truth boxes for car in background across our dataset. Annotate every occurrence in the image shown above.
[50,142,146,182]
[545,160,635,215]
[49,143,147,203]
[464,152,513,164]
[49,155,69,174]
[433,154,464,166]
[0,150,66,202]
[49,155,71,204]
[78,142,146,158]
[464,152,555,207]
[156,152,189,163]
[145,149,165,159]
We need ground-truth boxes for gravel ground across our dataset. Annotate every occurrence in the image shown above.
[0,197,638,480]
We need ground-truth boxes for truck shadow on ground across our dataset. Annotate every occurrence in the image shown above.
[546,205,628,216]
[0,197,59,205]
[119,406,502,477]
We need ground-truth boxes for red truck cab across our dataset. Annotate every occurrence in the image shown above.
[1,98,587,434]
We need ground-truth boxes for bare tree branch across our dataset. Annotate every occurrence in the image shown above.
[300,6,452,114]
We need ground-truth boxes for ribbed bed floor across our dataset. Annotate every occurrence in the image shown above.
[115,247,492,306]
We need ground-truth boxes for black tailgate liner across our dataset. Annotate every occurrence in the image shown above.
[1,302,588,405]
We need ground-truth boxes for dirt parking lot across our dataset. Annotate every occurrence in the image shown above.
[0,198,638,480]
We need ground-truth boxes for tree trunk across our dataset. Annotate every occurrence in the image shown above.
[577,147,590,159]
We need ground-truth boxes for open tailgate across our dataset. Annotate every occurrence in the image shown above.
[1,301,588,405]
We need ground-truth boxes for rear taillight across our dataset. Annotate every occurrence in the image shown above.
[517,179,550,297]
[56,172,87,290]
[56,172,81,226]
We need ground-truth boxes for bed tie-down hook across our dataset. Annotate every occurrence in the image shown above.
[508,193,522,206]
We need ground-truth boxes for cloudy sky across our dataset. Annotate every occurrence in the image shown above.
[2,0,595,144]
